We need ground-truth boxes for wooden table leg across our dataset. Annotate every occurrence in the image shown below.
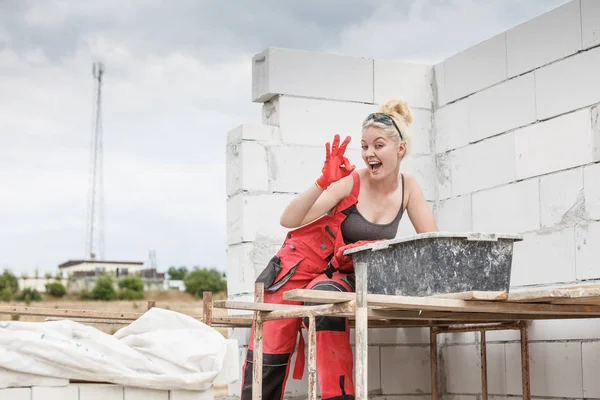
[480,330,488,400]
[308,315,317,400]
[430,327,438,400]
[520,321,531,400]
[202,292,213,326]
[253,283,264,400]
[355,261,369,400]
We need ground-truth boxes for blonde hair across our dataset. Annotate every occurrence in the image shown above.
[362,98,414,157]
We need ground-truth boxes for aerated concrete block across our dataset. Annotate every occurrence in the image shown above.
[468,73,536,143]
[515,108,594,180]
[529,342,582,398]
[472,179,540,234]
[576,221,600,280]
[443,33,507,103]
[510,228,576,286]
[434,99,469,153]
[535,47,600,120]
[584,162,600,220]
[252,47,374,104]
[374,60,433,110]
[450,133,516,196]
[506,0,582,77]
[1,388,30,400]
[380,346,430,395]
[582,0,600,49]
[539,167,585,228]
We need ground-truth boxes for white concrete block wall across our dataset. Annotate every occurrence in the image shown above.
[0,385,212,400]
[227,2,600,398]
[433,2,600,399]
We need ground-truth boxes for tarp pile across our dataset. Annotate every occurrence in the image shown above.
[0,307,238,390]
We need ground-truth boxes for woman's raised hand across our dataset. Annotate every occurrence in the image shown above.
[315,134,356,190]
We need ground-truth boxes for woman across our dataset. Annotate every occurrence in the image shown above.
[240,98,438,400]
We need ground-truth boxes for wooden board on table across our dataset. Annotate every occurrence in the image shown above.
[283,289,600,316]
[507,286,600,305]
[432,291,508,301]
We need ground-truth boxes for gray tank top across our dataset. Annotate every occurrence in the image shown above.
[340,174,405,244]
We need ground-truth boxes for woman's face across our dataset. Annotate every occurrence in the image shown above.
[361,126,405,179]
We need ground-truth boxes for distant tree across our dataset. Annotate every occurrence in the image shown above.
[16,288,42,304]
[0,270,18,301]
[184,268,227,298]
[167,266,188,280]
[118,276,145,300]
[45,272,53,279]
[92,274,117,301]
[45,282,67,298]
[119,276,144,292]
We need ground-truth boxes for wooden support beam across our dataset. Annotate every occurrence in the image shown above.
[203,291,213,326]
[260,301,355,321]
[0,306,142,320]
[430,327,438,400]
[253,283,264,400]
[283,289,600,316]
[355,261,368,400]
[307,315,317,400]
[44,317,131,325]
[520,321,531,400]
[481,330,488,400]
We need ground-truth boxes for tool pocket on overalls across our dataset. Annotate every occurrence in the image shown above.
[311,223,336,261]
[255,252,305,293]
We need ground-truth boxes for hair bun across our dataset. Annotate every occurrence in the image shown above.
[380,98,413,126]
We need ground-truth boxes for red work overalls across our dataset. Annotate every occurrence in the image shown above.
[240,171,360,400]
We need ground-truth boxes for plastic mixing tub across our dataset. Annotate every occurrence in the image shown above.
[344,232,523,296]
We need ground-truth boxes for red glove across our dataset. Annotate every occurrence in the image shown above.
[315,134,355,190]
[335,239,386,264]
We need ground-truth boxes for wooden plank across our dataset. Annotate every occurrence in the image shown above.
[433,291,508,301]
[367,309,596,321]
[261,301,355,321]
[253,283,264,400]
[307,315,317,400]
[203,292,213,326]
[214,300,304,312]
[508,287,600,303]
[355,261,368,400]
[0,306,142,320]
[283,289,600,316]
[44,317,132,325]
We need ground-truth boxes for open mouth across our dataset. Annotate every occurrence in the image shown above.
[369,161,382,172]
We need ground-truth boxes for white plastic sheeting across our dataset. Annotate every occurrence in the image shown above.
[0,307,238,390]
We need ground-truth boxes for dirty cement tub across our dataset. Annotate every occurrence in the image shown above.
[344,232,523,296]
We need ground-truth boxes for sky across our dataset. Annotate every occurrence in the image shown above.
[0,0,570,276]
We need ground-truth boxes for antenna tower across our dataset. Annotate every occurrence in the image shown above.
[85,62,105,260]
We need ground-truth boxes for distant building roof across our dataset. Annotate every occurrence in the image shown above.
[58,260,145,269]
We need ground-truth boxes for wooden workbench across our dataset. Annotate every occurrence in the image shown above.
[210,260,600,400]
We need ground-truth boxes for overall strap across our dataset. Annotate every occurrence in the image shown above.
[332,170,360,214]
